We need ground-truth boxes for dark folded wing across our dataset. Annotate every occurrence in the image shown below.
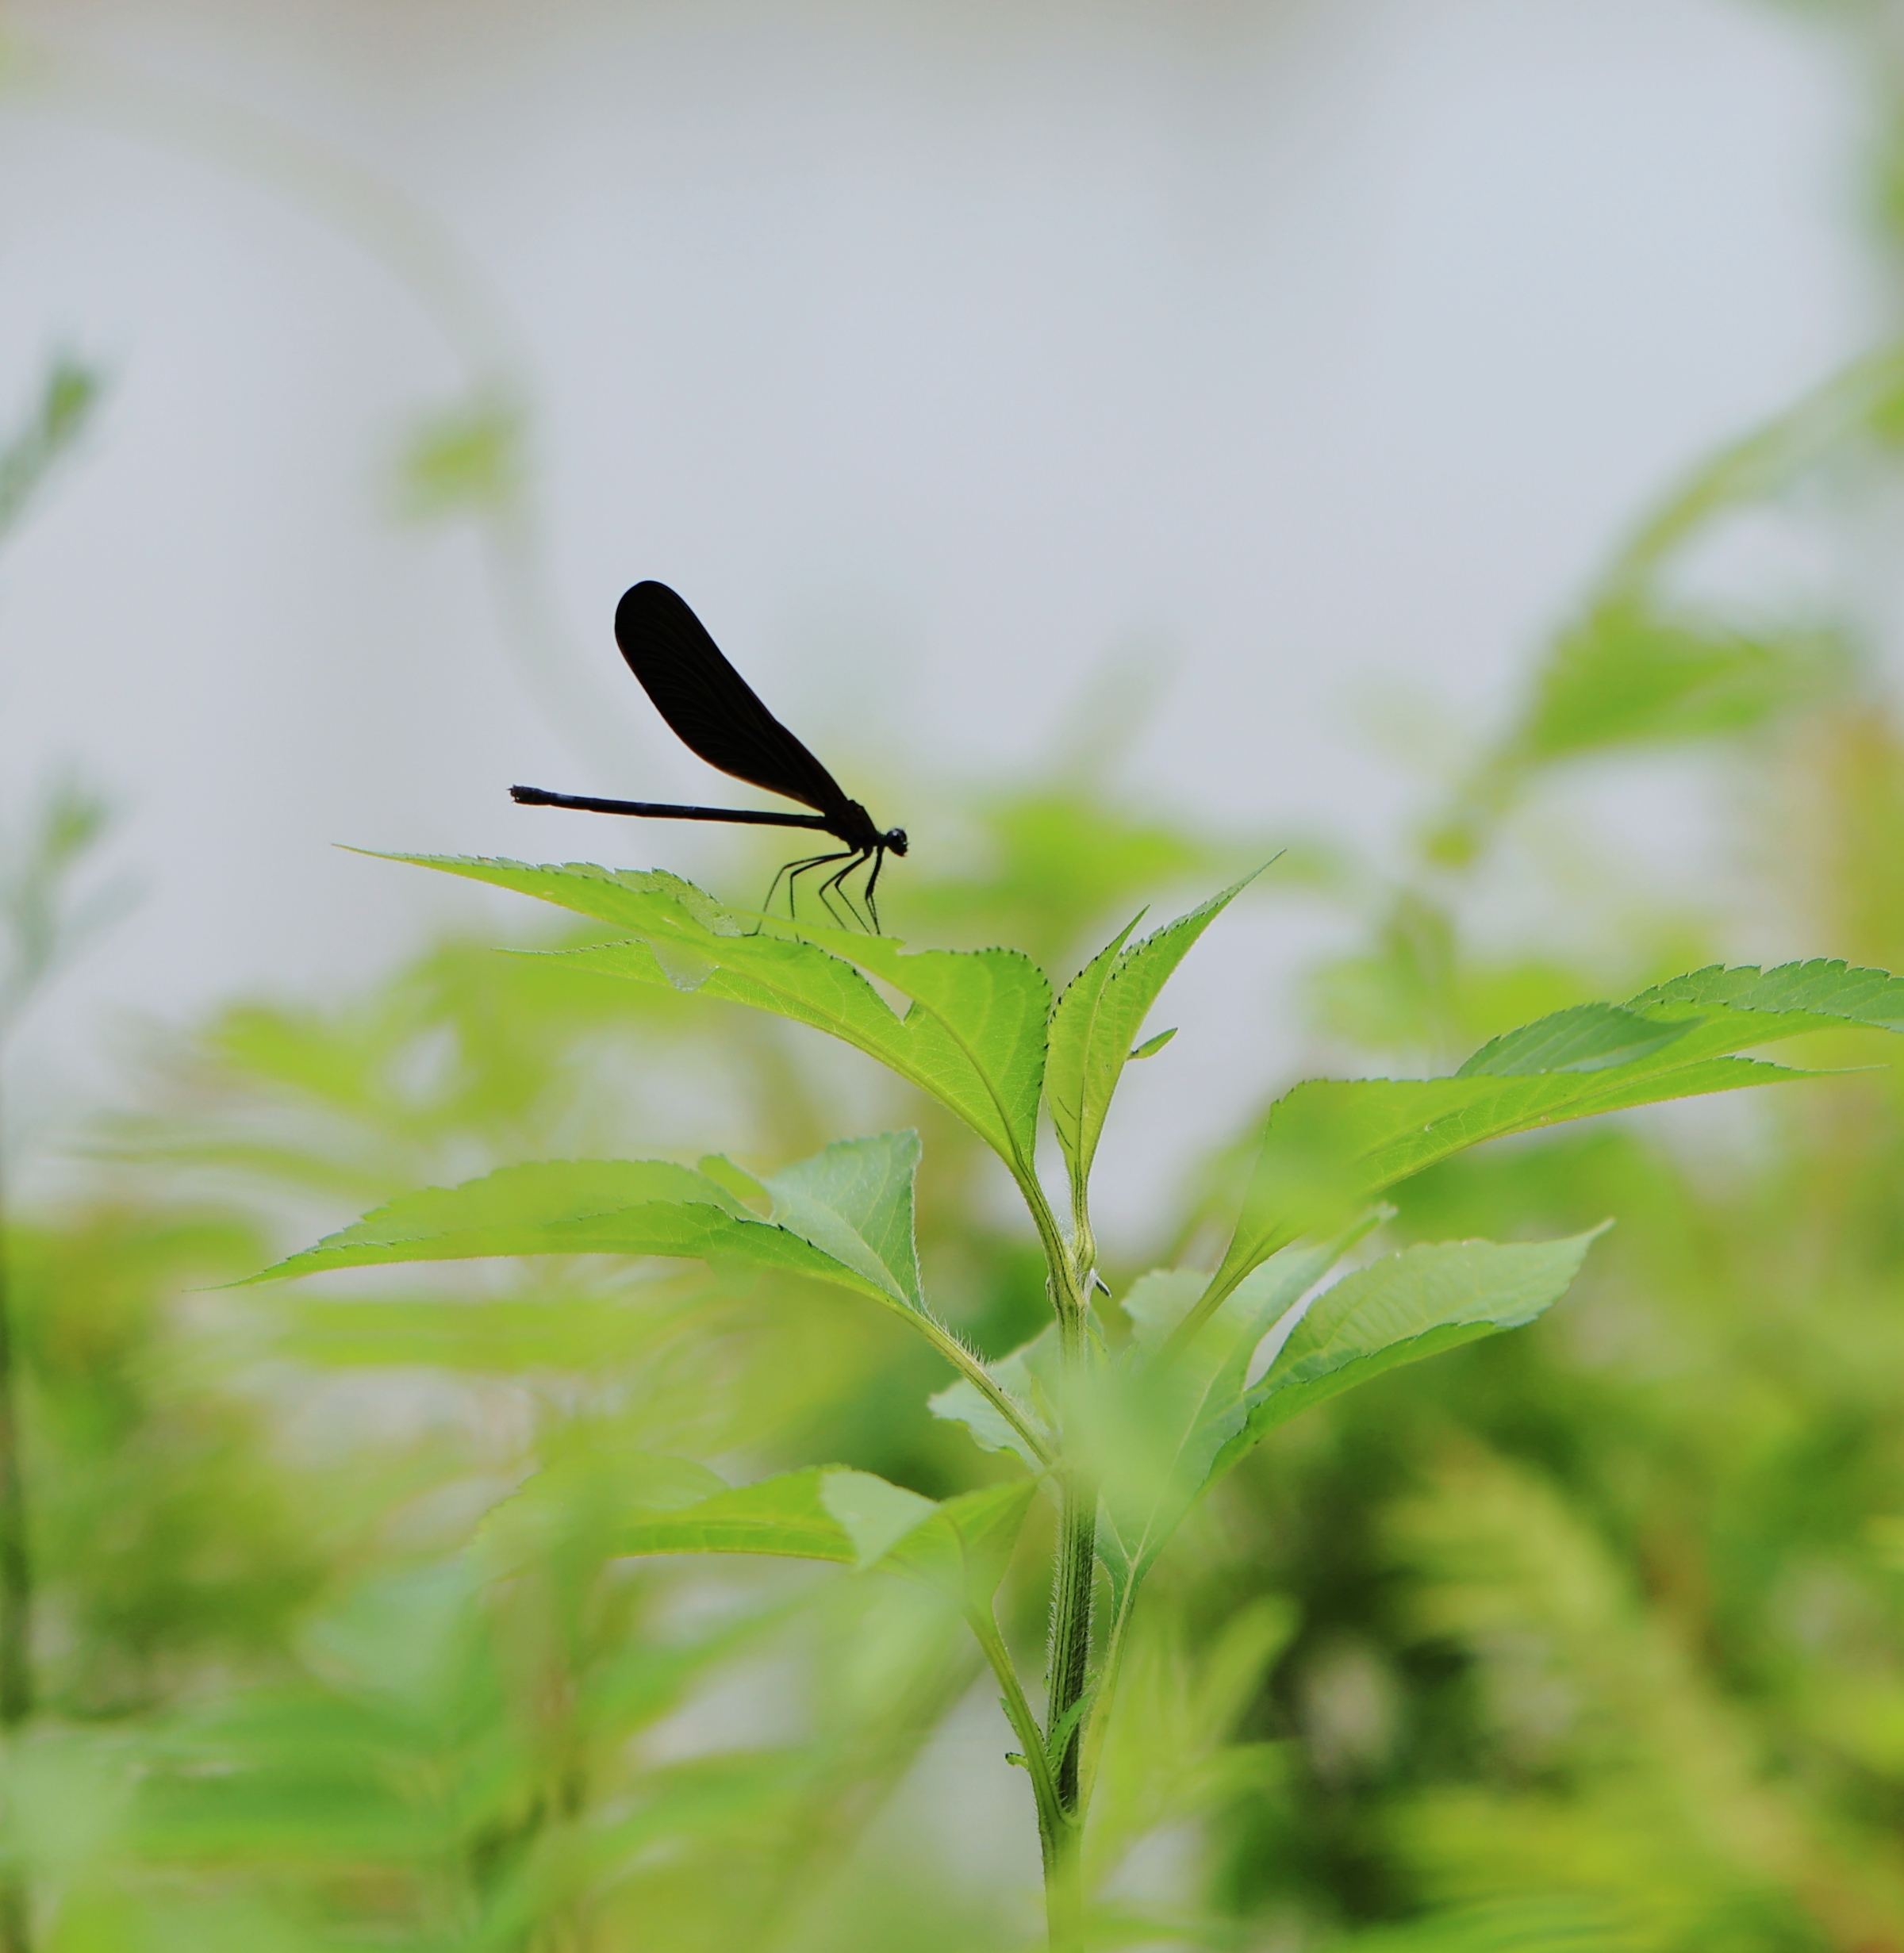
[614,581,850,817]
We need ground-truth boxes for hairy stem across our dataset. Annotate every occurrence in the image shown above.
[1015,1167,1099,1948]
[1000,1161,1100,1947]
[1044,1303,1096,1817]
[915,1316,1054,1467]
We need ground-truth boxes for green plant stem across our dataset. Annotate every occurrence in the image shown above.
[1068,1176,1097,1306]
[916,1315,1054,1467]
[969,1602,1088,1949]
[1019,1169,1097,1947]
[1044,1289,1097,1828]
[1000,1168,1096,1786]
[967,1608,1064,1863]
[1044,1825,1084,1953]
[1017,1173,1079,1310]
[1046,1448,1095,1811]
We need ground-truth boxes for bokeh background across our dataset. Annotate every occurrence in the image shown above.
[7,1,1904,1947]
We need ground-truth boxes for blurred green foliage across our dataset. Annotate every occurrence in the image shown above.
[9,666,1904,1947]
[0,357,98,547]
[397,391,527,522]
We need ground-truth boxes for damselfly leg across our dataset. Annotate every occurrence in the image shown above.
[781,849,858,924]
[816,853,876,932]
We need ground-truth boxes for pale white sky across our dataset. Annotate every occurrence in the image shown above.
[0,0,1880,1222]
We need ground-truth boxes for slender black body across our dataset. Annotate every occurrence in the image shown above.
[511,581,906,928]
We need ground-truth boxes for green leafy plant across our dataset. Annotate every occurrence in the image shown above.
[251,854,1904,1947]
[0,352,109,1953]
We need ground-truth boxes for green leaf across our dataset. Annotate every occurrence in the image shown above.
[819,1470,944,1567]
[875,1478,1040,1606]
[1625,956,1904,1030]
[480,1447,728,1574]
[610,1464,1036,1606]
[1197,954,1904,1329]
[252,1139,1049,1463]
[1117,1268,1209,1353]
[927,1322,1061,1469]
[1510,600,1844,766]
[1092,1238,1347,1607]
[528,1448,727,1519]
[763,1131,922,1309]
[616,1466,931,1567]
[1204,1057,1798,1319]
[1218,1230,1606,1467]
[381,858,1049,1174]
[762,915,1052,1173]
[243,1157,915,1307]
[696,1153,771,1213]
[1457,1002,1695,1077]
[271,1296,672,1372]
[1042,1688,1096,1773]
[1129,1027,1177,1061]
[245,1158,743,1272]
[247,1137,931,1306]
[1457,956,1904,1088]
[1045,873,1257,1199]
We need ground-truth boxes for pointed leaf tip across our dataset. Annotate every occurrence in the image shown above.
[1046,872,1257,1196]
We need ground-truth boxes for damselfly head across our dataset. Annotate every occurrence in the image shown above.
[884,828,909,858]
